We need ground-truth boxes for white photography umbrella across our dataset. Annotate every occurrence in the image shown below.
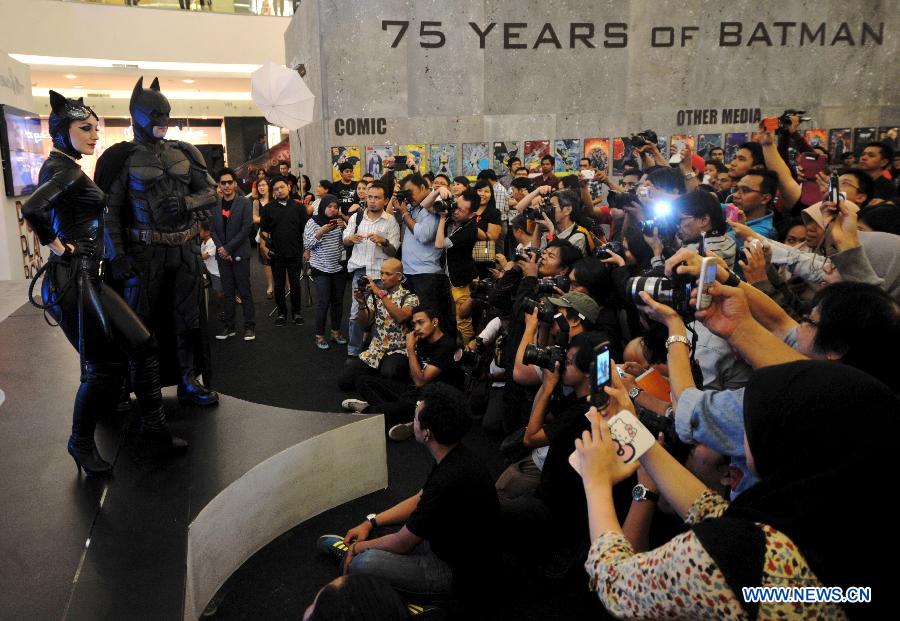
[250,62,315,130]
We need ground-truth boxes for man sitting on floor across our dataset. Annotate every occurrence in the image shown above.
[317,383,500,613]
[338,258,418,391]
[341,307,462,441]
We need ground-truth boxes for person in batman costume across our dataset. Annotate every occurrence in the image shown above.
[96,77,218,406]
[22,91,187,476]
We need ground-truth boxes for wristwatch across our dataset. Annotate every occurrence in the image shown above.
[366,513,378,528]
[723,269,742,287]
[632,484,660,503]
[628,386,642,401]
[665,335,690,350]
[376,290,388,299]
[683,172,697,180]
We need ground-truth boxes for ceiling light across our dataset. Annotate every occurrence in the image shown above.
[182,79,196,84]
[64,74,78,79]
[10,54,262,75]
[32,87,253,101]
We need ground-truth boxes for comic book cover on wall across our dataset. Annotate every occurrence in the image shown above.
[430,144,458,177]
[724,133,749,163]
[583,138,609,172]
[365,144,393,180]
[696,134,722,160]
[462,142,490,178]
[492,142,519,176]
[853,128,877,156]
[612,137,638,176]
[553,139,582,174]
[397,144,428,179]
[828,129,852,163]
[523,140,551,172]
[670,135,695,160]
[331,146,361,182]
[879,127,899,151]
[654,136,669,161]
[803,129,828,151]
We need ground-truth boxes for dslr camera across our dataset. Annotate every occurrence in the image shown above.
[355,277,380,296]
[514,246,541,262]
[778,109,811,131]
[523,204,553,221]
[432,195,456,214]
[469,278,494,303]
[521,296,557,323]
[626,266,695,317]
[594,240,625,260]
[630,130,659,148]
[536,274,570,294]
[640,200,676,238]
[522,343,566,371]
[394,189,413,204]
[607,189,640,211]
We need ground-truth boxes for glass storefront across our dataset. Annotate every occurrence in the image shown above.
[58,0,299,17]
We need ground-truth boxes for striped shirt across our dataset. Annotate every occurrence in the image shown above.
[493,182,512,225]
[303,219,344,273]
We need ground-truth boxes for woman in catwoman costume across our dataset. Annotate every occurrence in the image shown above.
[22,91,186,476]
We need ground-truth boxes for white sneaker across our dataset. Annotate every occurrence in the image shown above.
[388,422,415,441]
[341,398,369,413]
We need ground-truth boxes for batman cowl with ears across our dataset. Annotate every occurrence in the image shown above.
[95,76,220,407]
[129,76,172,144]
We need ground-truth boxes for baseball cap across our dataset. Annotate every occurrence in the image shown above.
[547,291,601,323]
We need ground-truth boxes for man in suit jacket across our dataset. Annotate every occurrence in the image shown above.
[211,167,256,341]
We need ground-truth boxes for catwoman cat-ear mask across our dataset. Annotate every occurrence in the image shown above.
[129,76,171,144]
[48,90,97,160]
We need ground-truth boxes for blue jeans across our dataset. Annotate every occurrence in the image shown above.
[348,540,454,599]
[347,268,367,355]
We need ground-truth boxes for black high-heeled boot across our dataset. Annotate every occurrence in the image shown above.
[67,437,113,476]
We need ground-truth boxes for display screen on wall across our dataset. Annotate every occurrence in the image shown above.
[828,129,852,163]
[0,105,43,197]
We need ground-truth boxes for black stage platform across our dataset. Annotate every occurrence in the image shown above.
[0,300,385,620]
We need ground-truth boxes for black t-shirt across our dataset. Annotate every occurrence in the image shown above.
[539,395,635,540]
[446,219,477,286]
[871,175,896,201]
[260,199,307,259]
[333,180,359,214]
[416,333,463,389]
[406,444,500,595]
[474,205,502,233]
[221,197,233,226]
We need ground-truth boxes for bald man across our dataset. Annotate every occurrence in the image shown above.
[338,258,420,397]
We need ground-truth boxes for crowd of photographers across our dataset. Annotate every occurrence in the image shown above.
[236,118,899,618]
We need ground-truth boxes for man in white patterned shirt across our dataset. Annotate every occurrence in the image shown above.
[343,182,401,356]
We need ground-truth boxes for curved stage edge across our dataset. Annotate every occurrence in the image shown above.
[0,299,387,620]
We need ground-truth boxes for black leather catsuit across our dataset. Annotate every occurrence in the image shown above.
[22,152,168,452]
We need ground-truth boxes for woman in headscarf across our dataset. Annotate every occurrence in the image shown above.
[22,92,185,476]
[303,194,347,349]
[573,360,898,620]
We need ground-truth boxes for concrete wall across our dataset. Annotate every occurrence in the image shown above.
[0,53,36,281]
[286,0,899,179]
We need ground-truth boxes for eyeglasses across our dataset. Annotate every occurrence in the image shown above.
[733,186,763,195]
[799,315,820,327]
[838,180,859,191]
[220,180,235,186]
